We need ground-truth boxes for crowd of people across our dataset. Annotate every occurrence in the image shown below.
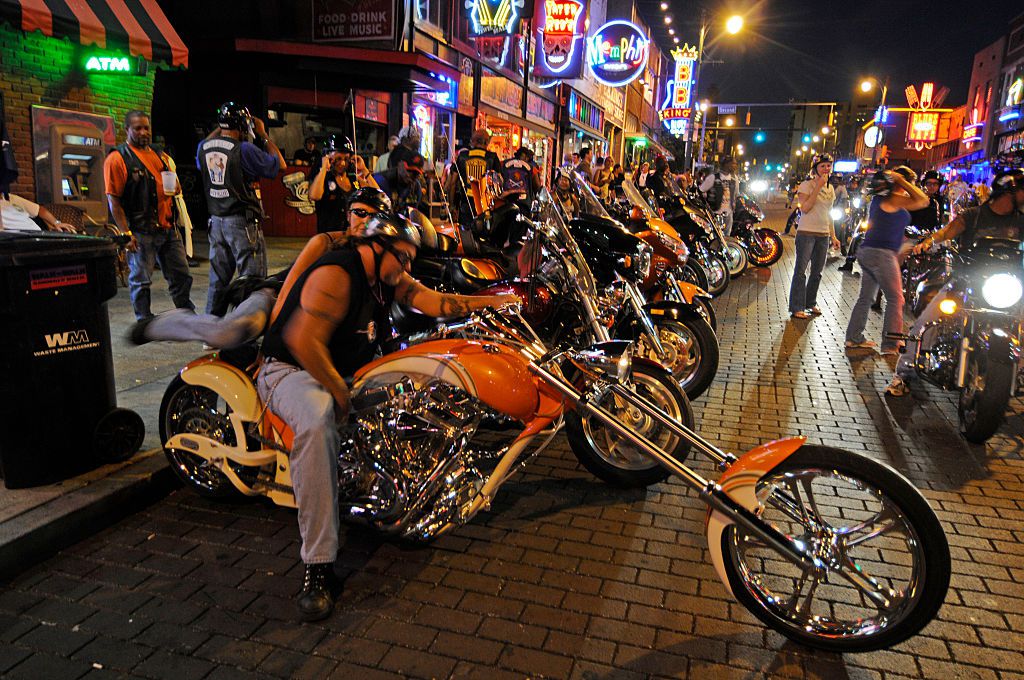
[782,152,1024,397]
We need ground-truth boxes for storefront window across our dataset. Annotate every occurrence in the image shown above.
[416,0,450,30]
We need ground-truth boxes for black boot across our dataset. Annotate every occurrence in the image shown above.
[297,563,338,622]
[837,260,854,272]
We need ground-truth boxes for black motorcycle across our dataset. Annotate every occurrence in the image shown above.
[902,236,1024,442]
[731,194,784,267]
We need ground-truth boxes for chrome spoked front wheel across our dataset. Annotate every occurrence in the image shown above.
[566,363,693,487]
[721,446,950,652]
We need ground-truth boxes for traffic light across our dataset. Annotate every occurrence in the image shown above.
[765,164,773,171]
[802,133,812,143]
[754,131,766,143]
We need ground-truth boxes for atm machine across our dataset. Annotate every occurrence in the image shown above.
[48,124,108,222]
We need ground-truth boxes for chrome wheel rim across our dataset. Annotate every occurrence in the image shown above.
[164,385,246,493]
[638,325,699,389]
[582,371,681,470]
[728,467,925,640]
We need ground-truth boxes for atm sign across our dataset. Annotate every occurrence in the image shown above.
[85,54,133,73]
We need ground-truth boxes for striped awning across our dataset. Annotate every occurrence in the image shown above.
[1,0,188,67]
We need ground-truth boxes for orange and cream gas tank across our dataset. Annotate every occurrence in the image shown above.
[352,339,541,423]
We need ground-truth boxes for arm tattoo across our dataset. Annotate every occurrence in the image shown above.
[397,280,427,306]
[301,305,336,322]
[439,296,473,316]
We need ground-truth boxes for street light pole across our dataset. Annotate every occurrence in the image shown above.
[867,77,889,169]
[689,9,708,173]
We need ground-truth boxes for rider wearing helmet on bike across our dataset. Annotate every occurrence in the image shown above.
[887,169,1024,396]
[257,212,520,622]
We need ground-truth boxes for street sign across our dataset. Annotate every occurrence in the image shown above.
[717,105,737,114]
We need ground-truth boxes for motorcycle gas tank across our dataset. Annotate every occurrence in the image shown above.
[353,339,541,423]
[477,279,555,326]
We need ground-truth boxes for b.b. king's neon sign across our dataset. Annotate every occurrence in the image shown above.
[586,20,649,87]
[660,45,698,136]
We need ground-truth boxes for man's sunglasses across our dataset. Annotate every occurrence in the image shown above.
[349,208,377,218]
[385,244,414,270]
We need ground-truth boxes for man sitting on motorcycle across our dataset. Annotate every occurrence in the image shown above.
[257,213,518,621]
[887,169,1024,396]
[127,188,394,348]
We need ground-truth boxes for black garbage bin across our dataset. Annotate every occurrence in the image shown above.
[0,232,143,488]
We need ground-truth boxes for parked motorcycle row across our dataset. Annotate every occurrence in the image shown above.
[158,170,951,653]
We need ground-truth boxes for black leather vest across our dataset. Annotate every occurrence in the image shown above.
[261,248,392,378]
[114,143,164,231]
[198,136,262,218]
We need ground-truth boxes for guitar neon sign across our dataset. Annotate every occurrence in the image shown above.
[660,44,698,136]
[466,0,524,36]
[586,20,649,87]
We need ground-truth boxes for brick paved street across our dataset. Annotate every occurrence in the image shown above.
[2,203,1024,679]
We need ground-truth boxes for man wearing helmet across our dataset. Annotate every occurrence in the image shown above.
[910,170,947,232]
[197,102,286,315]
[127,188,395,347]
[308,135,376,233]
[788,154,841,319]
[257,212,519,622]
[887,169,1024,396]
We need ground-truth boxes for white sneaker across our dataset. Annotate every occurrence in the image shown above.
[886,377,909,397]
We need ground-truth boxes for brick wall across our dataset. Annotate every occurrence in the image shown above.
[0,22,156,199]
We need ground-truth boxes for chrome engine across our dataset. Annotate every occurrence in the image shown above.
[339,377,487,540]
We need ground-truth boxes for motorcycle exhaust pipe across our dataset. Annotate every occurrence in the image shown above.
[528,362,821,572]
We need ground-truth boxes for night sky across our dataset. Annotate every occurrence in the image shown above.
[656,1,1022,161]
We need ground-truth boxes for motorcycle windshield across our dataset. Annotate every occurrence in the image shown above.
[537,189,600,299]
[568,169,614,219]
[620,180,658,220]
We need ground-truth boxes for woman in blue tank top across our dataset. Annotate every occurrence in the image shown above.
[845,168,930,354]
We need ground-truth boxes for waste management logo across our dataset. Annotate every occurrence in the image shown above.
[34,329,101,357]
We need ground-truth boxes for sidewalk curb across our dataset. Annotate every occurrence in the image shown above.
[0,449,178,580]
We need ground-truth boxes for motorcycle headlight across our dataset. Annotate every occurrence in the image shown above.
[575,340,632,382]
[635,244,652,279]
[982,273,1023,309]
[656,232,687,259]
[853,197,862,209]
[829,207,844,221]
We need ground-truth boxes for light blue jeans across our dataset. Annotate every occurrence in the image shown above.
[127,228,194,320]
[256,359,341,565]
[789,233,830,314]
[845,246,904,350]
[205,214,267,314]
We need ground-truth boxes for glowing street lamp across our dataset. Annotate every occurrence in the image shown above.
[795,150,802,156]
[859,76,890,168]
[660,1,668,8]
[664,16,672,24]
[724,117,735,126]
[821,126,831,134]
[801,145,808,151]
[812,135,820,142]
[692,11,746,171]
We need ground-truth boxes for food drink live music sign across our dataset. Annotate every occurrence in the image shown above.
[312,0,398,43]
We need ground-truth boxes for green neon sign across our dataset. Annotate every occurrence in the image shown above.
[85,55,132,73]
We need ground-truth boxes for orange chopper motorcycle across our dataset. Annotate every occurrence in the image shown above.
[160,295,950,653]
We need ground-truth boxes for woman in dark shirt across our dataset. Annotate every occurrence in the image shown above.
[845,168,929,354]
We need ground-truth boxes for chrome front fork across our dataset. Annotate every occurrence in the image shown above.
[529,361,822,572]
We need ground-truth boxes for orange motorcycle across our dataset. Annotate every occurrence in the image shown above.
[160,302,950,653]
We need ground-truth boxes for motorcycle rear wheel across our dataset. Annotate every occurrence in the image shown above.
[958,352,1013,443]
[748,229,784,267]
[724,237,749,278]
[566,362,693,487]
[721,445,950,652]
[159,376,257,498]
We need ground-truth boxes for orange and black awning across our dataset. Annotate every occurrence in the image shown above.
[1,0,188,67]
